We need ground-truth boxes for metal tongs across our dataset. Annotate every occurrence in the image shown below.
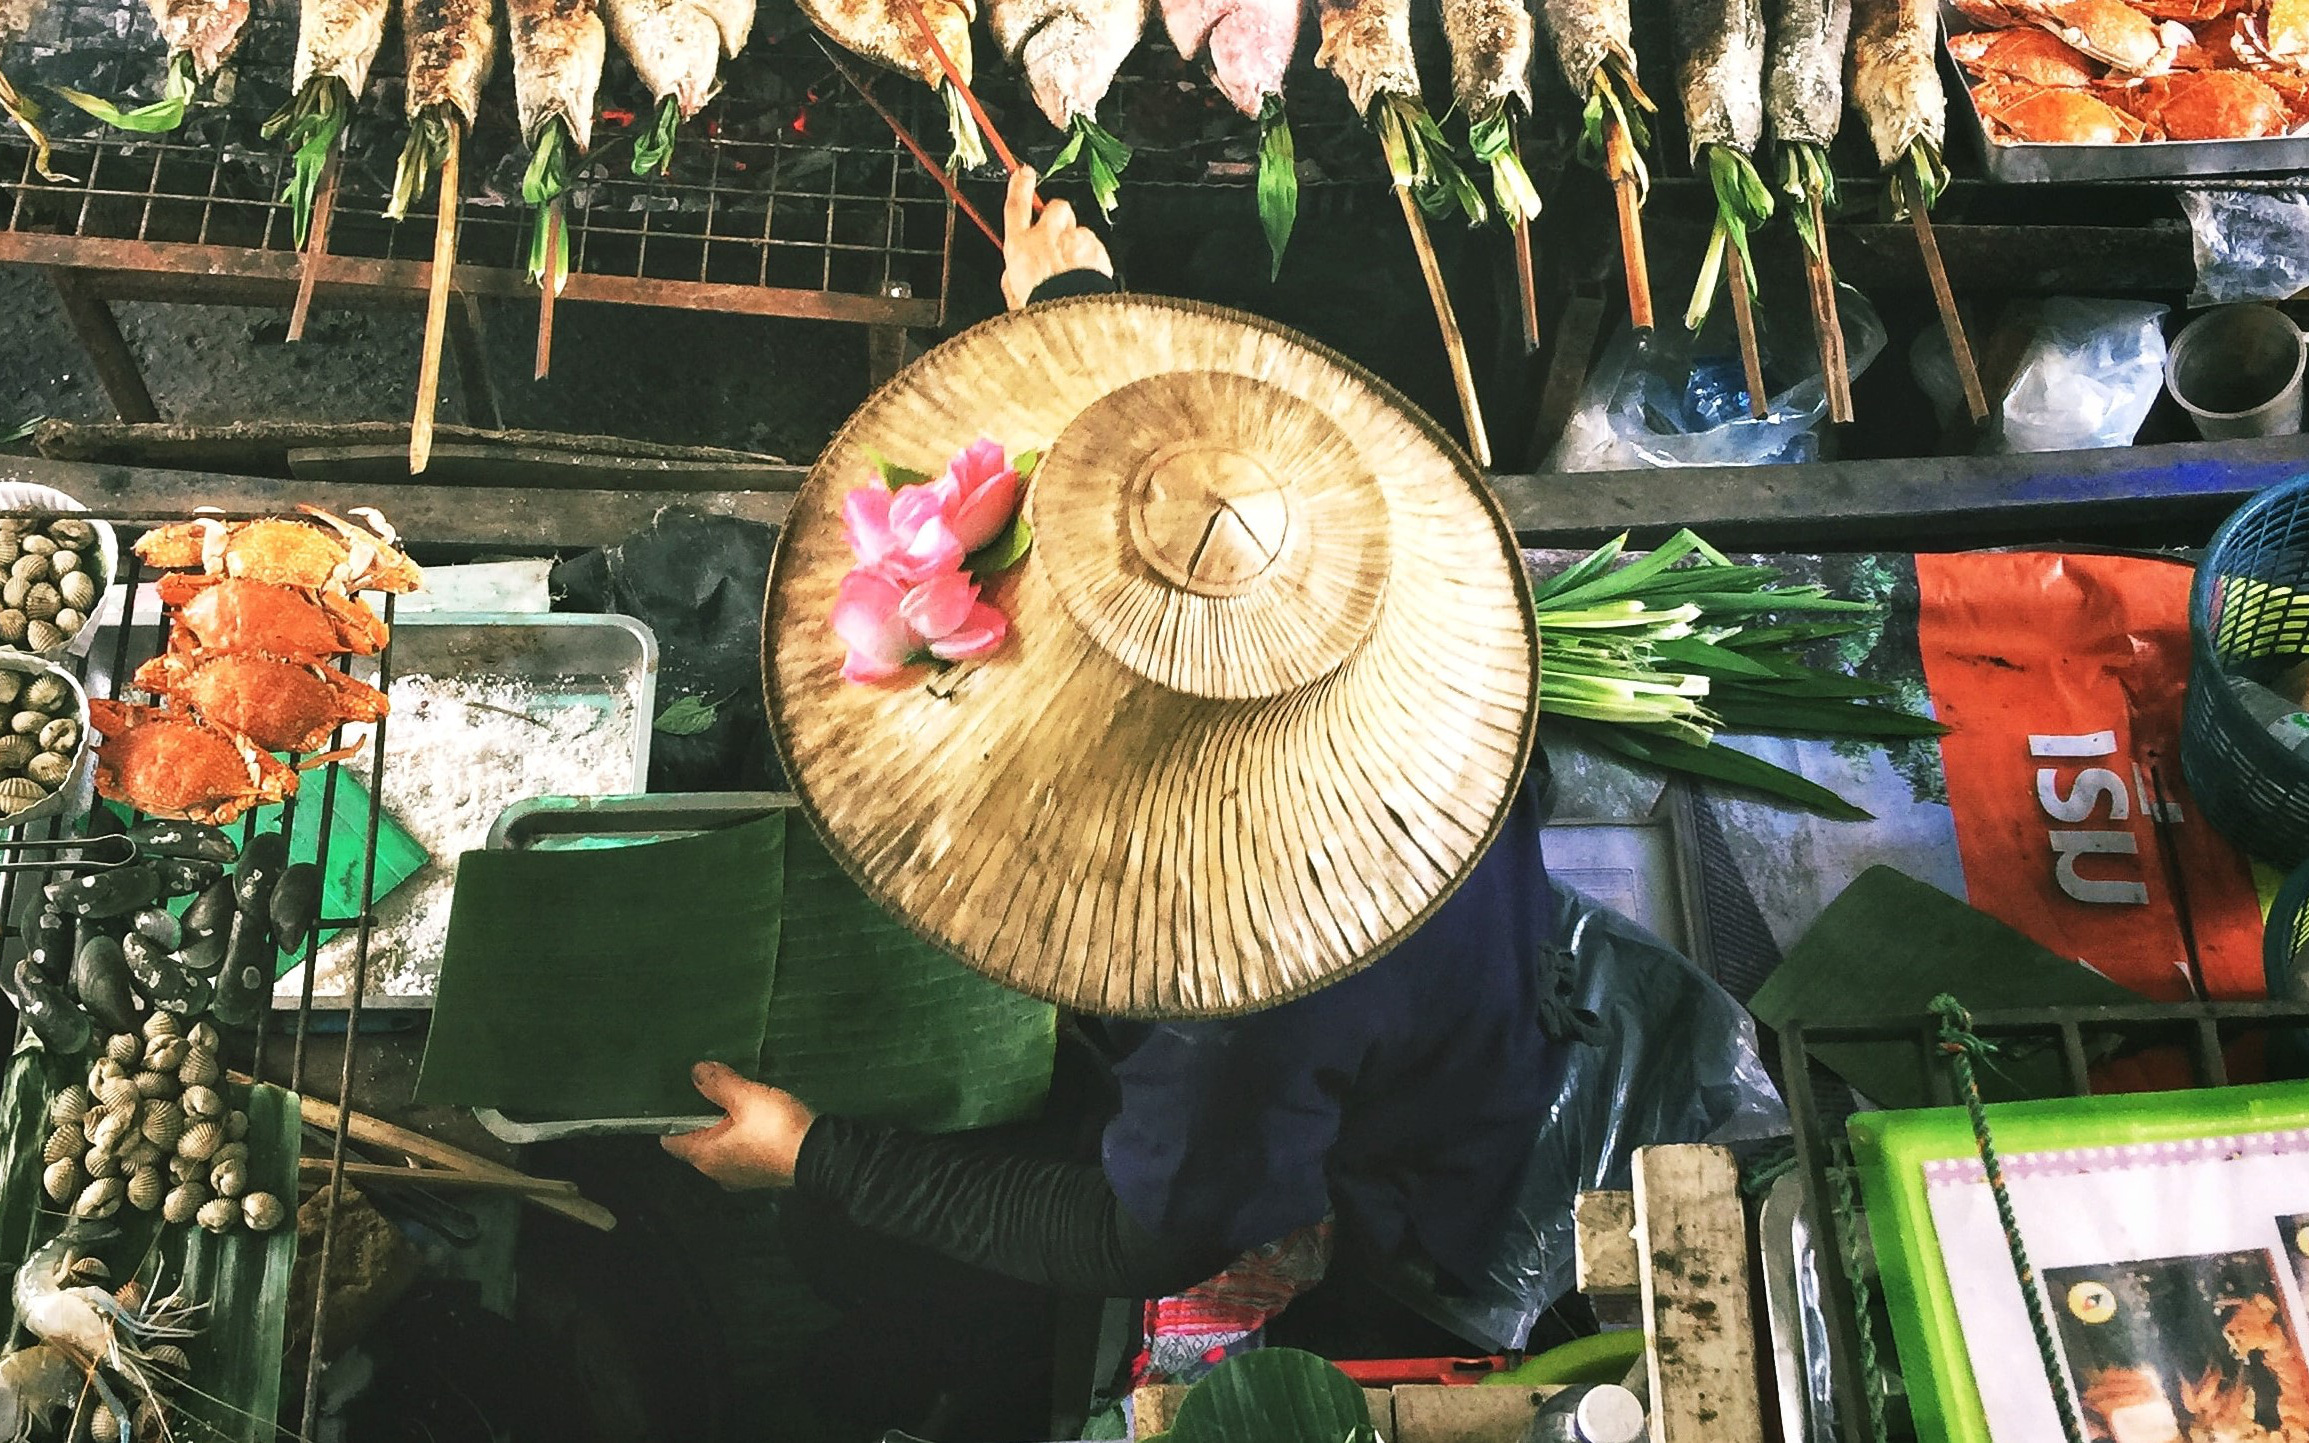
[0,833,138,875]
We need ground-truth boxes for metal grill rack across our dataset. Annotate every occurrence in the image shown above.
[0,510,402,1438]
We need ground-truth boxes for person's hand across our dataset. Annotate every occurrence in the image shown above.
[659,1061,816,1189]
[1001,166,1111,312]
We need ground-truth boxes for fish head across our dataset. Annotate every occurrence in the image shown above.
[1206,4,1294,115]
[1021,17,1113,129]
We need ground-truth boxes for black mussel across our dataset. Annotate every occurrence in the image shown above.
[233,832,288,915]
[124,820,237,864]
[174,929,227,977]
[153,857,225,898]
[45,864,161,920]
[207,916,273,1027]
[269,864,321,953]
[182,878,234,941]
[122,933,205,1016]
[7,957,92,1056]
[69,934,138,1034]
[23,909,72,984]
[131,908,182,952]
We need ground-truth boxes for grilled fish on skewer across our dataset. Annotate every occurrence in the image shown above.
[388,0,496,218]
[512,0,605,290]
[791,0,985,166]
[989,0,1147,214]
[1767,0,1851,415]
[1537,0,1656,326]
[1849,0,1944,196]
[603,0,752,173]
[1444,0,1539,223]
[261,0,394,244]
[54,0,245,132]
[1673,0,1773,332]
[0,0,63,179]
[1162,0,1300,270]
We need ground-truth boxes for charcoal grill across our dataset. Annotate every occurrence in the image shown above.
[0,0,955,420]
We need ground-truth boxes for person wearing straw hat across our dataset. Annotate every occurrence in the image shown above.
[663,168,1569,1436]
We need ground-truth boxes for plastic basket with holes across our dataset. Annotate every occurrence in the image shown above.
[2183,475,2309,870]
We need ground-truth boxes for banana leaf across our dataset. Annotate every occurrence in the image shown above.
[1158,1349,1379,1443]
[0,1046,300,1442]
[415,813,1057,1130]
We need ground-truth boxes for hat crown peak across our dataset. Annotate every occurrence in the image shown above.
[1130,447,1291,597]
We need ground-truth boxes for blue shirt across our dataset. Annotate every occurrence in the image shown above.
[1097,768,1556,1285]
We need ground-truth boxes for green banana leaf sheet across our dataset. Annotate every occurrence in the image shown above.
[415,813,1056,1131]
[0,1046,301,1442]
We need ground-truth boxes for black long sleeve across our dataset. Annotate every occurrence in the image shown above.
[1026,269,1119,304]
[793,1115,1234,1299]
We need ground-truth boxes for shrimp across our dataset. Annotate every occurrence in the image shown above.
[0,1344,82,1443]
[11,1226,199,1440]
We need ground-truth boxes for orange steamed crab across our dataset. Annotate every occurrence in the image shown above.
[89,699,298,826]
[2110,67,2296,133]
[161,576,389,661]
[1973,76,2155,136]
[1951,25,2110,81]
[1956,0,2191,71]
[134,505,423,594]
[132,652,388,755]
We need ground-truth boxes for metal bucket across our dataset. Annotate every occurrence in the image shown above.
[2165,305,2307,440]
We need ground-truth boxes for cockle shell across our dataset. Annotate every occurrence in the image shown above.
[12,552,49,583]
[88,1104,138,1154]
[147,1343,189,1379]
[58,570,96,613]
[145,1037,189,1072]
[168,1155,202,1184]
[49,1084,92,1126]
[22,582,60,622]
[44,1123,82,1164]
[242,1192,285,1232]
[224,1110,249,1142]
[104,1033,141,1065]
[112,1279,143,1312]
[175,1121,222,1161]
[0,776,48,812]
[142,1098,184,1148]
[209,1158,247,1199]
[47,519,94,547]
[84,1148,119,1179]
[23,620,61,653]
[142,1010,183,1041]
[209,1140,248,1166]
[96,1075,139,1110]
[90,1057,126,1086]
[37,717,75,755]
[48,547,78,574]
[43,1158,82,1202]
[20,535,54,557]
[194,1197,236,1232]
[0,611,25,647]
[73,1175,124,1218]
[23,675,67,712]
[180,1085,223,1120]
[162,1180,210,1223]
[24,752,67,789]
[66,1254,109,1284]
[91,1405,119,1442]
[54,609,83,635]
[133,1069,178,1100]
[178,1047,220,1087]
[188,1022,219,1051]
[122,1138,161,1172]
[127,1166,164,1211]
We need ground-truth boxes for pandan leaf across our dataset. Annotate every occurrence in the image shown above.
[1255,96,1296,281]
[524,119,576,291]
[654,694,722,735]
[1165,1350,1379,1443]
[942,82,987,172]
[0,415,41,444]
[632,94,682,177]
[387,106,453,221]
[1048,114,1130,217]
[1469,106,1540,226]
[0,68,64,181]
[264,78,348,250]
[55,49,195,134]
[1685,146,1774,331]
[1568,719,1874,822]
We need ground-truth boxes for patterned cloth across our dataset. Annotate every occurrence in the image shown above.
[1133,1221,1336,1386]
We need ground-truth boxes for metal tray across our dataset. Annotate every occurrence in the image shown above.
[1941,10,2309,182]
[471,792,795,1145]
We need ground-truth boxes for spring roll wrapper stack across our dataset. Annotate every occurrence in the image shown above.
[1847,0,1943,169]
[1764,0,1849,144]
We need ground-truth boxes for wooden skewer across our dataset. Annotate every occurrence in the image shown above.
[888,0,1039,215]
[1603,117,1653,337]
[1724,239,1768,421]
[287,151,340,343]
[1907,170,1988,424]
[534,195,561,381]
[819,39,1001,248]
[299,1158,582,1198]
[1510,134,1540,353]
[410,120,461,476]
[1395,185,1492,468]
[1805,190,1852,424]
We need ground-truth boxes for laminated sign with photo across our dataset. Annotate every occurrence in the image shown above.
[1925,1131,2309,1442]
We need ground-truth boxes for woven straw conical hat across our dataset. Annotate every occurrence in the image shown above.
[765,295,1538,1019]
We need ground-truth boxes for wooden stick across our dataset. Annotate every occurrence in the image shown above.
[1724,240,1768,421]
[287,151,340,344]
[241,1072,618,1232]
[1510,134,1540,353]
[534,196,560,381]
[1395,184,1492,468]
[299,1157,581,1198]
[1805,189,1851,424]
[1907,171,1988,424]
[888,0,1037,215]
[819,39,1001,248]
[410,122,460,476]
[1604,117,1653,336]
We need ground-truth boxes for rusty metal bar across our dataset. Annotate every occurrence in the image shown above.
[44,266,158,422]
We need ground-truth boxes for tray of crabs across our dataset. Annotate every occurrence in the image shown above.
[1943,0,2309,179]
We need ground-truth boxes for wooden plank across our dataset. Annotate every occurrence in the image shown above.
[1130,1383,1395,1438]
[45,268,159,423]
[1632,1144,1763,1443]
[285,444,800,492]
[1391,1385,1551,1443]
[1577,1189,1641,1296]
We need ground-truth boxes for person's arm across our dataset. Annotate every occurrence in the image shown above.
[1001,167,1116,311]
[661,1063,1231,1298]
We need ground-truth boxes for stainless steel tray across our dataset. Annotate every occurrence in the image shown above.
[472,792,794,1145]
[1941,10,2309,182]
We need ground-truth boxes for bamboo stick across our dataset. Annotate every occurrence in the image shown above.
[298,1158,582,1198]
[1806,188,1852,424]
[889,0,1039,215]
[1510,135,1540,353]
[1604,117,1652,336]
[534,196,560,381]
[410,123,461,475]
[1907,171,1987,424]
[820,39,1001,248]
[1725,240,1767,421]
[287,152,340,344]
[1396,185,1491,467]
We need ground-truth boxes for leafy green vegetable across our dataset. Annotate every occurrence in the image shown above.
[1563,718,1873,821]
[632,94,682,178]
[1778,140,1837,263]
[55,50,196,134]
[942,82,988,172]
[263,78,349,250]
[1256,96,1297,281]
[523,118,576,292]
[1469,105,1540,226]
[1684,145,1774,333]
[1164,1350,1380,1443]
[0,68,65,181]
[654,694,723,736]
[1047,113,1132,219]
[0,415,42,444]
[1374,94,1485,226]
[1574,56,1654,197]
[387,106,453,221]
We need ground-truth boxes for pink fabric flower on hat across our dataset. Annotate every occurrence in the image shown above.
[831,567,1009,683]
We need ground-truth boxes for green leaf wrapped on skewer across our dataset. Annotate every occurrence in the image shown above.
[941,81,987,172]
[1575,55,1654,194]
[1374,93,1485,226]
[631,93,682,177]
[56,49,196,133]
[263,77,350,250]
[523,117,575,292]
[1778,139,1836,263]
[1683,144,1773,333]
[1468,105,1540,226]
[0,69,65,181]
[387,105,454,220]
[1046,112,1131,219]
[1255,96,1296,280]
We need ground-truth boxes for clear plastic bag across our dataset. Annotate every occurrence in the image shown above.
[1996,298,2169,453]
[1387,885,1790,1351]
[2181,189,2309,306]
[1547,287,1886,472]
